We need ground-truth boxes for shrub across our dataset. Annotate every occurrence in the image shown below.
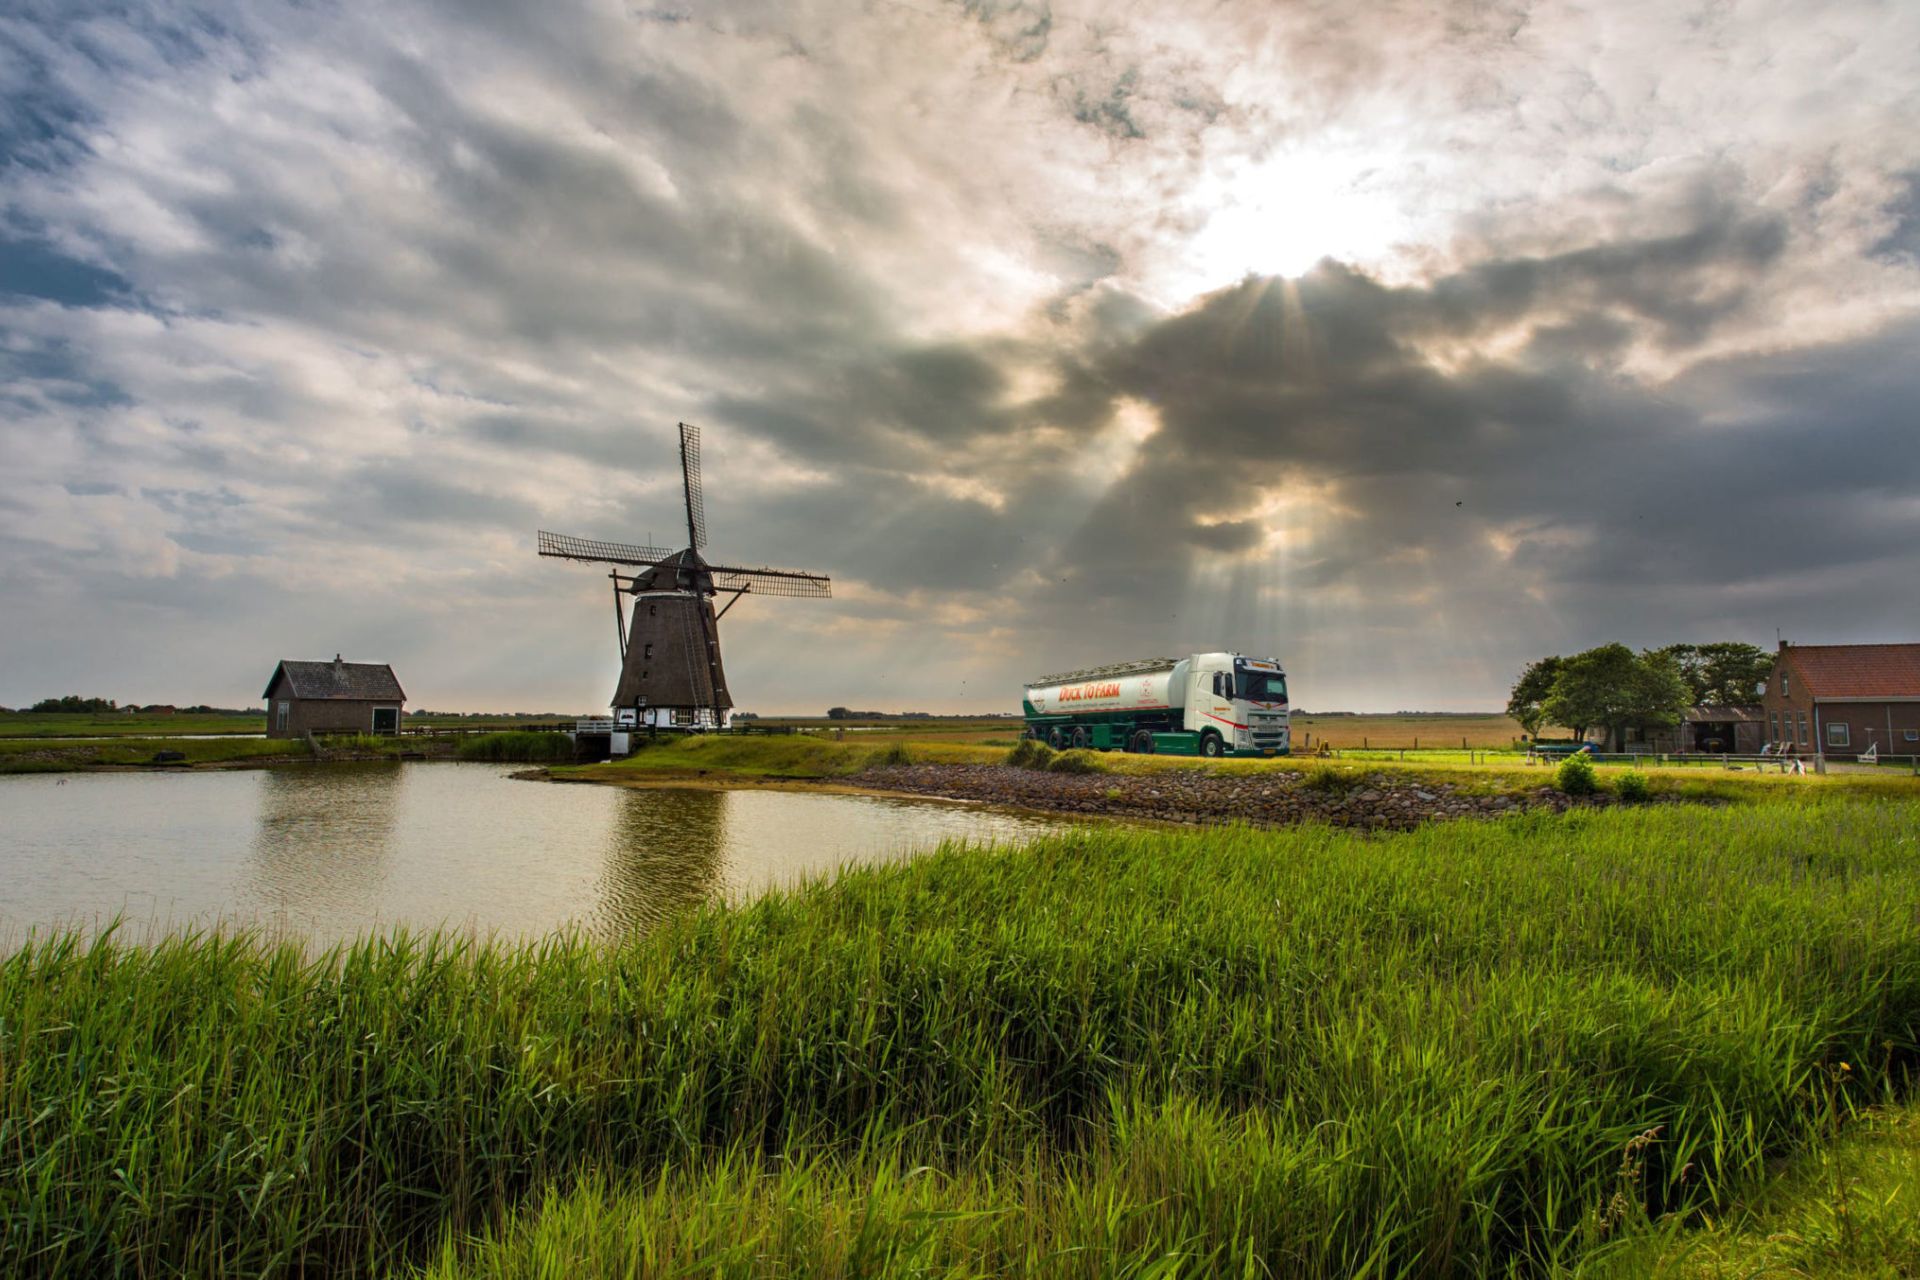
[1045,748,1106,775]
[1300,764,1361,793]
[870,741,915,768]
[1555,752,1598,796]
[1005,738,1058,770]
[1616,769,1652,802]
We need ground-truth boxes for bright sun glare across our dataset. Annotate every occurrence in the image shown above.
[1182,147,1410,290]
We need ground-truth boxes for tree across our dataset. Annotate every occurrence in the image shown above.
[1506,656,1566,737]
[1541,643,1691,753]
[1654,642,1774,706]
[30,695,118,713]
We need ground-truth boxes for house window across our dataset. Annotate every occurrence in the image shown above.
[1796,711,1808,744]
[1781,672,1790,697]
[276,701,290,732]
[1826,721,1850,748]
[1906,730,1919,742]
[643,643,653,660]
[1768,712,1780,742]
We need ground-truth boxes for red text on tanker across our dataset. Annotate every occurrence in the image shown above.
[1059,682,1123,701]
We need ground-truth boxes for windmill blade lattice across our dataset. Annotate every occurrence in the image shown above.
[707,563,833,598]
[537,530,672,566]
[679,422,706,549]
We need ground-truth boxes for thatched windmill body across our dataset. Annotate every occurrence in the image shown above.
[538,423,831,731]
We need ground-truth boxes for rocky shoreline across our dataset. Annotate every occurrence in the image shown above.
[856,763,1582,830]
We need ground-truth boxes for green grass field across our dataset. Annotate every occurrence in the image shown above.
[0,711,268,738]
[5,792,1919,1277]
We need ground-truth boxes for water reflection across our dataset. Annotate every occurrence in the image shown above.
[244,764,401,929]
[0,765,1078,947]
[594,788,730,934]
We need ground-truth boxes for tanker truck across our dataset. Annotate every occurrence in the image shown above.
[1022,653,1289,758]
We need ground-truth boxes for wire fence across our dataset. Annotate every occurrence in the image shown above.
[1318,745,1920,774]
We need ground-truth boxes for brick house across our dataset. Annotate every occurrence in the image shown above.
[262,656,406,739]
[1760,641,1920,761]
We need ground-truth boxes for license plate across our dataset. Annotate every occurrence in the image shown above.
[1262,748,1276,756]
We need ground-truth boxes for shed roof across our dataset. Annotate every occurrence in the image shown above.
[264,658,406,702]
[1781,643,1920,699]
[1683,704,1763,723]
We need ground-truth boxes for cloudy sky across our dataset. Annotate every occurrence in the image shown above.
[3,0,1917,713]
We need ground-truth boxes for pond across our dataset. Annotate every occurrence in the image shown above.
[0,764,1074,947]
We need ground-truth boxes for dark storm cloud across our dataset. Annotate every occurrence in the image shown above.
[1018,211,1920,665]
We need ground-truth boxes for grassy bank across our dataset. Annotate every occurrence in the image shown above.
[570,731,1005,779]
[567,731,1917,809]
[0,735,309,773]
[4,794,1918,1276]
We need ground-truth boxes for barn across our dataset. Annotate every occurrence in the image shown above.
[262,656,407,739]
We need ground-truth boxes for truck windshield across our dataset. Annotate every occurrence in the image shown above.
[1236,669,1287,702]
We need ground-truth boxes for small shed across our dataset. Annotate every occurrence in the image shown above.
[1634,706,1765,755]
[262,656,406,739]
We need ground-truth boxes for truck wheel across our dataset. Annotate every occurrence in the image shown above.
[1199,731,1225,758]
[1070,727,1090,750]
[1047,727,1066,750]
[1131,729,1155,755]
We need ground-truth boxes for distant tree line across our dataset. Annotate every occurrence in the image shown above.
[1507,642,1774,752]
[28,695,120,713]
[14,697,259,715]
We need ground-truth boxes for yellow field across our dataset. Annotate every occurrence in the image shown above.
[1287,712,1522,750]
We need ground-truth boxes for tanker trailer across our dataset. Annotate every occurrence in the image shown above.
[1022,652,1289,758]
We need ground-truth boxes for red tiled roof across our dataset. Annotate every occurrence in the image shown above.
[1783,643,1920,699]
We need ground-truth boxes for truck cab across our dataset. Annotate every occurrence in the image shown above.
[1187,653,1290,757]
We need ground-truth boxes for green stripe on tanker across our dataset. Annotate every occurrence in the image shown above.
[1023,652,1289,758]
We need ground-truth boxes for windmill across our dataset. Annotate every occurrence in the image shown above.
[538,422,831,732]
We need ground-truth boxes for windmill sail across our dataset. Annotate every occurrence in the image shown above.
[706,563,833,598]
[537,530,671,567]
[679,422,706,550]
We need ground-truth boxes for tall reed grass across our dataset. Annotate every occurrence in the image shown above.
[453,731,576,763]
[3,796,1917,1277]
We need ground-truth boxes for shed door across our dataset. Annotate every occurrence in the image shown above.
[372,707,399,734]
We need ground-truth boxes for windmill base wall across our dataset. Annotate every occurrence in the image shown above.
[611,591,732,718]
